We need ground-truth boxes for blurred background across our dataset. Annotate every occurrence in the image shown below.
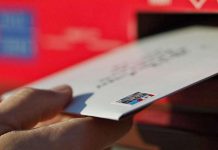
[0,0,218,149]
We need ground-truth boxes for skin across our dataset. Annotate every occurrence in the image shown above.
[0,85,132,150]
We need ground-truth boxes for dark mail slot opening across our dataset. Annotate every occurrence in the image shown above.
[137,13,218,38]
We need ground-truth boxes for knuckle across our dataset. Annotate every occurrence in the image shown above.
[13,87,57,102]
[19,87,55,97]
[20,87,36,94]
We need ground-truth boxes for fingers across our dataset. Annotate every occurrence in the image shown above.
[20,117,132,150]
[0,96,3,103]
[38,117,131,150]
[0,85,72,135]
[34,113,73,128]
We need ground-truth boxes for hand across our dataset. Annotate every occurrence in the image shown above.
[0,85,132,150]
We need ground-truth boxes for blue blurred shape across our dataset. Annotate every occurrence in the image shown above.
[0,10,34,58]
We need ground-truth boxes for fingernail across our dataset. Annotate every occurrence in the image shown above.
[52,85,72,94]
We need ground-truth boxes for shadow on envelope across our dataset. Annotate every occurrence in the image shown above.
[65,92,94,113]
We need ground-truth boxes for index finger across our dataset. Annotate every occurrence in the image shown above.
[0,85,72,135]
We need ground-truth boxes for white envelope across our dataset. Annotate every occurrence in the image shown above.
[3,26,218,120]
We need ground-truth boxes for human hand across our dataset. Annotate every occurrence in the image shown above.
[0,85,132,150]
